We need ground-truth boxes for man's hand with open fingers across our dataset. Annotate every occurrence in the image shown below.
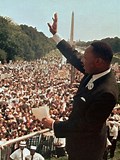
[47,13,58,35]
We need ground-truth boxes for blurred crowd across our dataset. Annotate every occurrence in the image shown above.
[0,54,82,143]
[0,54,120,153]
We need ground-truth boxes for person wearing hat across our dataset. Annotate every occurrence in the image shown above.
[25,145,44,160]
[10,141,30,160]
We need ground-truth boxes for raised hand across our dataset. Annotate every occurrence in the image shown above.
[47,13,58,35]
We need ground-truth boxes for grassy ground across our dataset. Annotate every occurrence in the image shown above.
[46,140,120,160]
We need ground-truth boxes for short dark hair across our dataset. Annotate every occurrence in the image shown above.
[91,41,113,63]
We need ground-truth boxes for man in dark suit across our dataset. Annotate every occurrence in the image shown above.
[42,13,119,160]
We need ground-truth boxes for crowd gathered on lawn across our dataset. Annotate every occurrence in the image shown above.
[0,53,120,159]
[0,54,79,141]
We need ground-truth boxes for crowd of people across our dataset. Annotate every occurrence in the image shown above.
[105,107,120,159]
[0,54,82,142]
[0,51,120,159]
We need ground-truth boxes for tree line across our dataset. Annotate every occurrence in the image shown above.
[76,37,120,54]
[0,16,120,63]
[0,16,56,63]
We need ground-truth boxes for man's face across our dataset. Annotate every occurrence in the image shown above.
[82,45,98,74]
[30,149,35,156]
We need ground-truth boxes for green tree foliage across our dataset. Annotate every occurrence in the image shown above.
[20,25,56,59]
[0,49,7,63]
[102,37,120,53]
[76,37,120,53]
[0,16,55,62]
[0,15,120,63]
[0,17,9,50]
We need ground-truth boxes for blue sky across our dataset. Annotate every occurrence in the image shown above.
[0,0,120,41]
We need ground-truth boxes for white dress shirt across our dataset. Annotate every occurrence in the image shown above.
[109,123,119,139]
[86,68,111,90]
[25,152,44,160]
[10,148,30,160]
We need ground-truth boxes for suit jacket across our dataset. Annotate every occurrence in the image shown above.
[53,40,119,160]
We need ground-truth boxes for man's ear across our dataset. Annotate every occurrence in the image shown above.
[95,58,104,67]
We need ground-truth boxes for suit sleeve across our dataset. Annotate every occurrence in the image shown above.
[53,93,116,138]
[57,40,85,73]
[54,118,78,138]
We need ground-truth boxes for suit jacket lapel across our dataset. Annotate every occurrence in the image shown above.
[75,74,93,97]
[79,74,93,89]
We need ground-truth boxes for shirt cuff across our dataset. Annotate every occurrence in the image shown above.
[52,33,63,44]
[52,120,55,130]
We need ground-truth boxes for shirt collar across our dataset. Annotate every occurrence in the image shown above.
[92,68,111,82]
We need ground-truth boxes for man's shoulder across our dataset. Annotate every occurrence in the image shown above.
[12,148,20,153]
[24,148,30,153]
[34,152,44,157]
[35,152,40,156]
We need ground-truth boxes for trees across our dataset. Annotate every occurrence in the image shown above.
[0,16,55,62]
[0,15,120,63]
[0,49,7,63]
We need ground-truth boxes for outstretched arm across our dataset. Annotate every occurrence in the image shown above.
[47,13,85,73]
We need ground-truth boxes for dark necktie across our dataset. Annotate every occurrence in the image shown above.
[21,150,23,160]
[75,74,93,96]
[81,74,93,88]
[31,155,33,160]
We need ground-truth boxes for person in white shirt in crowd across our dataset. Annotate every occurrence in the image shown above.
[10,141,30,160]
[108,120,119,159]
[53,137,66,158]
[25,145,44,160]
